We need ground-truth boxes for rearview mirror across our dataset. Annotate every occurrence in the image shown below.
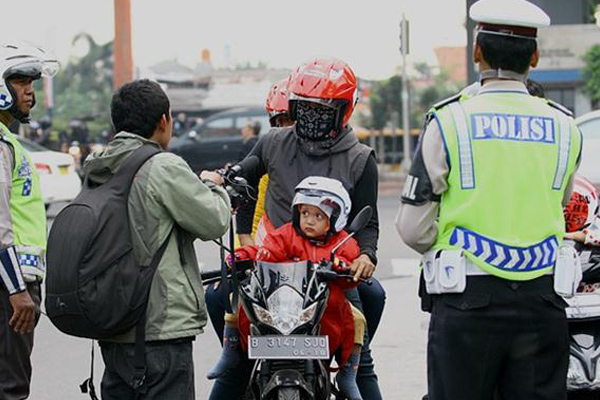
[188,130,198,140]
[347,206,373,234]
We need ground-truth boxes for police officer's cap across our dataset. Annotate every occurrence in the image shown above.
[470,0,550,40]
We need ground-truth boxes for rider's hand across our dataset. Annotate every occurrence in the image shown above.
[238,234,255,247]
[350,254,375,282]
[200,170,223,186]
[9,291,35,334]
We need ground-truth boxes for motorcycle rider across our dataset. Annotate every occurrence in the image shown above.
[207,58,384,400]
[253,78,294,242]
[203,78,296,345]
[234,57,384,400]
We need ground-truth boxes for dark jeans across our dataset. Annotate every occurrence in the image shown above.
[0,282,41,400]
[357,278,387,341]
[205,279,386,400]
[428,275,569,400]
[99,340,195,400]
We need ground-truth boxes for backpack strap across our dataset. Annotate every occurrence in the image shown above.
[112,144,163,194]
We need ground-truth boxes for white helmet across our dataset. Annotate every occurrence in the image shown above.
[0,41,59,121]
[292,176,352,235]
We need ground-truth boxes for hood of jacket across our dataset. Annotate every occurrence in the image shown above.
[83,132,161,184]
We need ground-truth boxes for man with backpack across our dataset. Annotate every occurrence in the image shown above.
[75,79,230,399]
[0,41,58,400]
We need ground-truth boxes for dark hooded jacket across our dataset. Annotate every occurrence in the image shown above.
[237,126,379,263]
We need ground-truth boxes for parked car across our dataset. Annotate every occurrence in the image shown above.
[16,136,81,206]
[576,110,600,186]
[169,106,270,172]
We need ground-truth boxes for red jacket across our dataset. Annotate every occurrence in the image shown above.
[237,222,360,366]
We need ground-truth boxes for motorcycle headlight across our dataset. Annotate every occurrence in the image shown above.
[252,303,274,326]
[251,286,318,335]
[298,302,318,324]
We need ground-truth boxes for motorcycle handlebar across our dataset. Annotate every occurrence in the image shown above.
[201,259,254,285]
[315,268,373,285]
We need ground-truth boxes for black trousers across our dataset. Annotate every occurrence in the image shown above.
[0,282,41,400]
[427,275,569,400]
[100,340,195,400]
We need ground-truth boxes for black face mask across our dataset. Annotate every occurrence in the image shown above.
[295,102,337,142]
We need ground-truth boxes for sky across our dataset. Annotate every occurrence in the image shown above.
[12,0,467,80]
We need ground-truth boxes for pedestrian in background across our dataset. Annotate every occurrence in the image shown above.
[237,120,260,161]
[0,41,59,400]
[397,1,582,399]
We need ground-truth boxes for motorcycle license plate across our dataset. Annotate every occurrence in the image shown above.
[248,335,329,360]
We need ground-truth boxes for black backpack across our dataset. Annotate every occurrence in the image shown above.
[45,144,168,394]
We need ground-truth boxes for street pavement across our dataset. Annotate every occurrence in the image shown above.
[31,191,430,400]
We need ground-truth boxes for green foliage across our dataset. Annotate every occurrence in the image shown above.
[583,44,600,104]
[31,33,113,138]
[367,68,458,131]
[369,76,403,130]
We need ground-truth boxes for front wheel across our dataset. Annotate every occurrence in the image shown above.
[568,391,600,400]
[278,387,300,400]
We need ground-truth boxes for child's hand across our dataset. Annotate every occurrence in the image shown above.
[350,254,375,282]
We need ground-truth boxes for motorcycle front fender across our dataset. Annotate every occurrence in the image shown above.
[263,369,314,399]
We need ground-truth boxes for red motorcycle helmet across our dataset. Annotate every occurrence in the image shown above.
[288,57,358,133]
[265,78,290,122]
[564,175,599,233]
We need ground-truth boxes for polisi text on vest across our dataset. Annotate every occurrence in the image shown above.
[471,113,555,143]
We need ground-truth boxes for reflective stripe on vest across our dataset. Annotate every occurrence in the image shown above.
[552,109,572,190]
[450,227,559,272]
[0,124,47,280]
[448,102,475,189]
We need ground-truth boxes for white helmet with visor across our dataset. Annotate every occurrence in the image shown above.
[0,41,59,121]
[292,176,351,235]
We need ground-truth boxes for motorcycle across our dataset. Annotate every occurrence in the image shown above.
[566,242,600,400]
[201,159,373,399]
[239,206,372,400]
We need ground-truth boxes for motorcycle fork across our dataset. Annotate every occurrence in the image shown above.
[305,360,316,390]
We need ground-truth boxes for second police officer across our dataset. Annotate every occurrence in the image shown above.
[397,0,582,399]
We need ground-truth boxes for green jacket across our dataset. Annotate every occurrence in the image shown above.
[84,132,231,342]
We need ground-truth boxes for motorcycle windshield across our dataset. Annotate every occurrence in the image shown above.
[254,260,311,297]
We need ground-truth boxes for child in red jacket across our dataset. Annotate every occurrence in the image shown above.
[208,176,366,400]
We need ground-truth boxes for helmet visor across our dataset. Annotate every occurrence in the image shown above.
[288,93,345,110]
[4,58,59,79]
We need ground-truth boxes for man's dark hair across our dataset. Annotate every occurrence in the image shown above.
[477,33,537,74]
[111,79,170,139]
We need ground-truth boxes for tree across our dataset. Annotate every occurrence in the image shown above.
[369,75,403,130]
[583,44,600,107]
[32,33,113,138]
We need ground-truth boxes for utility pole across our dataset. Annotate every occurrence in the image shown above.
[400,14,411,170]
[113,0,134,90]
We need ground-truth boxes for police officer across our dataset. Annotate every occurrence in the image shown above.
[396,0,582,399]
[0,42,58,399]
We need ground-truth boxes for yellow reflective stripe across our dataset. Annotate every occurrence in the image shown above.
[552,109,572,190]
[448,102,475,189]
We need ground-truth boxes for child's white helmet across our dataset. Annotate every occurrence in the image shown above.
[292,176,352,234]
